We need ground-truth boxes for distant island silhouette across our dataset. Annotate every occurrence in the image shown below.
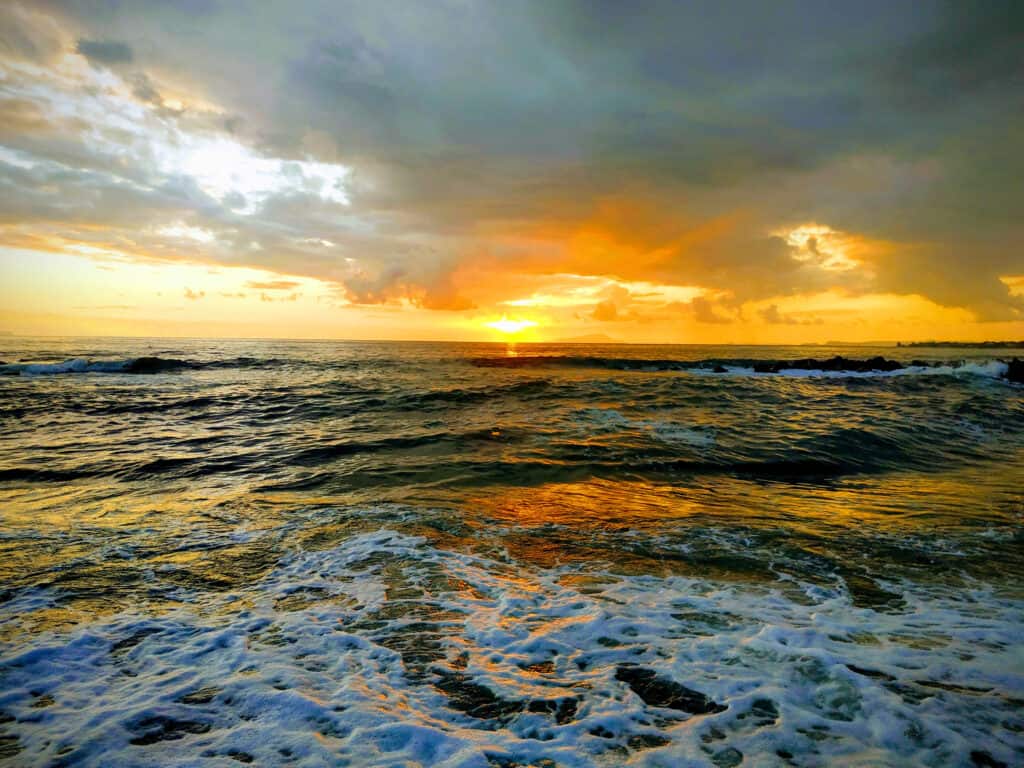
[898,340,1024,348]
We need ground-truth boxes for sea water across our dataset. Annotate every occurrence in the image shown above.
[1,338,1022,767]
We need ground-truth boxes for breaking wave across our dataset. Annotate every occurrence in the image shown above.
[469,354,1020,381]
[0,356,286,376]
[1,526,1021,767]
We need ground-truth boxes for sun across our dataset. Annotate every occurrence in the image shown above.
[485,316,538,334]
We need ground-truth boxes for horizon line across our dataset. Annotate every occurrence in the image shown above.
[3,332,1024,346]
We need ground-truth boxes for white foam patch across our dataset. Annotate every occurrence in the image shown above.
[576,409,716,447]
[1,529,1021,767]
[1,358,133,375]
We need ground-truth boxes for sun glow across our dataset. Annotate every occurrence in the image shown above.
[779,223,859,271]
[486,316,538,334]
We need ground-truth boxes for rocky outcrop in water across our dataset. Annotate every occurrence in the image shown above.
[752,355,904,374]
[124,356,193,374]
[615,665,726,715]
[1006,358,1024,384]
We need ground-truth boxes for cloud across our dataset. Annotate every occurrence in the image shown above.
[690,297,732,325]
[184,287,205,300]
[759,304,823,326]
[75,38,133,65]
[258,291,301,303]
[0,5,65,63]
[591,299,619,322]
[760,305,796,325]
[129,73,162,104]
[246,280,301,291]
[0,1,1021,333]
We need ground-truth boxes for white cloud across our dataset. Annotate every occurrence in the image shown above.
[1,49,351,214]
[156,223,216,243]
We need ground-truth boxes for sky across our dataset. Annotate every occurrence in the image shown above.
[0,1,1022,343]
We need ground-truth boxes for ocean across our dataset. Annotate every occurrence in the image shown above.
[1,338,1022,767]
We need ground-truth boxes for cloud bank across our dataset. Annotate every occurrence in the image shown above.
[1,1,1022,337]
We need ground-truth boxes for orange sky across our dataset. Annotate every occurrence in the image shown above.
[4,246,1019,343]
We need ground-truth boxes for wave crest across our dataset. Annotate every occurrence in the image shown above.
[468,354,1019,381]
[0,355,286,376]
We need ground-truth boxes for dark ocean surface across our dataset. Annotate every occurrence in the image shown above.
[1,338,1022,767]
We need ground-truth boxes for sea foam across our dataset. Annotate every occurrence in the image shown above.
[1,528,1020,767]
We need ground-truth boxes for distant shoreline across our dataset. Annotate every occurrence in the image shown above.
[898,340,1024,349]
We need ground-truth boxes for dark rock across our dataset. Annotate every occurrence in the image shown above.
[1005,358,1024,384]
[843,573,906,611]
[711,746,743,767]
[627,734,671,750]
[527,696,579,725]
[846,664,895,682]
[179,686,221,705]
[861,355,904,372]
[970,750,1007,768]
[738,697,778,726]
[701,725,727,743]
[754,355,904,374]
[0,734,20,760]
[124,356,191,374]
[434,671,523,722]
[615,665,726,715]
[712,365,728,373]
[917,680,993,694]
[486,757,557,768]
[111,628,162,653]
[127,715,211,745]
[882,680,935,705]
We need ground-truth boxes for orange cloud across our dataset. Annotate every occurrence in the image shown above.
[246,280,301,290]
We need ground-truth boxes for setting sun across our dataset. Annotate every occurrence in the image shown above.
[485,316,538,334]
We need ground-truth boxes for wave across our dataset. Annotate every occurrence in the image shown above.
[3,527,1020,767]
[469,354,1021,381]
[0,355,286,376]
[3,353,1020,382]
[0,467,96,482]
[394,379,553,409]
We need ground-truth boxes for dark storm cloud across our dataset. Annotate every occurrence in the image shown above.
[129,72,161,104]
[75,38,133,64]
[5,1,1024,320]
[875,1,1024,111]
